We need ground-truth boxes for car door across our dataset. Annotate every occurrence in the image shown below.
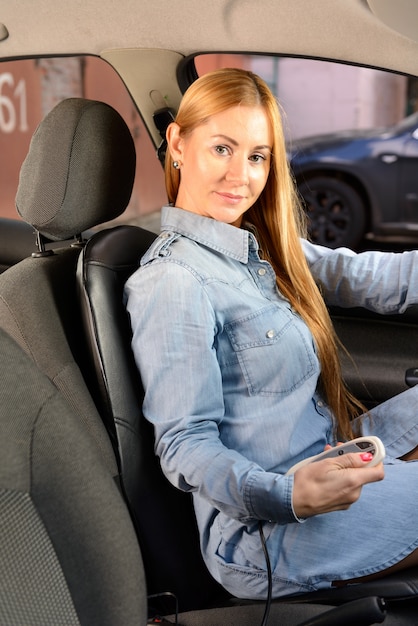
[331,305,418,410]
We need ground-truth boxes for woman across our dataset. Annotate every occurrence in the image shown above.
[125,68,418,599]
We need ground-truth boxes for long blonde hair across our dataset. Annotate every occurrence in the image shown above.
[166,68,363,439]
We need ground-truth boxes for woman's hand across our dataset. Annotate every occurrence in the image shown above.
[292,451,385,519]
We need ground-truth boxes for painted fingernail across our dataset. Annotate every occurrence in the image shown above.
[360,452,373,462]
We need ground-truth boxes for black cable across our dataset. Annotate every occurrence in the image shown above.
[258,521,273,626]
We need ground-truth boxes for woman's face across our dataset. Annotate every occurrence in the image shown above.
[167,105,272,227]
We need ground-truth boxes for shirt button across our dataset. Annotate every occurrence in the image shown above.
[160,232,171,239]
[317,400,324,407]
[258,268,267,276]
[266,329,275,339]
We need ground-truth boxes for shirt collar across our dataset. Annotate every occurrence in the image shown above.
[161,205,258,263]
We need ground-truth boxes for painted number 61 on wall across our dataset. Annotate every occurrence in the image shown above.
[0,73,28,133]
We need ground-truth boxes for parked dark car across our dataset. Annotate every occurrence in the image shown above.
[290,113,418,248]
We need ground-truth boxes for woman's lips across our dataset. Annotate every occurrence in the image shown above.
[216,192,245,204]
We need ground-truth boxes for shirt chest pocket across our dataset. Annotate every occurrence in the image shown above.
[224,304,318,396]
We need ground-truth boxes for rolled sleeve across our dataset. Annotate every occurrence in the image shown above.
[245,470,303,524]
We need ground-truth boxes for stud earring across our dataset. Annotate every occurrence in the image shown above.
[173,160,180,169]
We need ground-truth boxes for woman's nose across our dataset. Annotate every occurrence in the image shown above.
[225,156,249,184]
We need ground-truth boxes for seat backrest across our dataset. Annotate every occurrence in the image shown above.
[0,327,147,626]
[0,97,137,472]
[77,225,230,613]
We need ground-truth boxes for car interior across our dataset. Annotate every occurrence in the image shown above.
[1,1,418,624]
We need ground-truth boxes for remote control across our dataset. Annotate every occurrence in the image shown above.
[286,436,385,475]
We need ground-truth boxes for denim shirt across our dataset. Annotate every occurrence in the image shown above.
[125,206,418,532]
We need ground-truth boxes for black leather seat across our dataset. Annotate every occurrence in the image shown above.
[77,225,229,615]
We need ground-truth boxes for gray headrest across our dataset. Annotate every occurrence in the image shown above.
[16,98,136,241]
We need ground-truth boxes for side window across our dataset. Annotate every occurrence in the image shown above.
[194,54,418,251]
[0,56,166,231]
[195,54,413,142]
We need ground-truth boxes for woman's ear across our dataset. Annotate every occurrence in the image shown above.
[166,122,183,162]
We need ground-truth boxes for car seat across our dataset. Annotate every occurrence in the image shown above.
[0,97,136,473]
[77,224,231,615]
[0,326,147,626]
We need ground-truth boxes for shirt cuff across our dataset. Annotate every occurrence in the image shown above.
[244,470,305,524]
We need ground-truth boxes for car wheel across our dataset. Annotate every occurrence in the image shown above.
[298,177,366,249]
